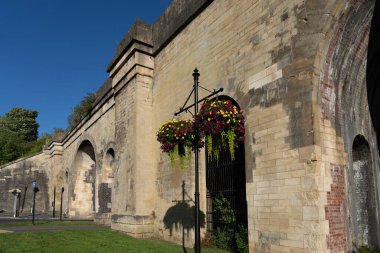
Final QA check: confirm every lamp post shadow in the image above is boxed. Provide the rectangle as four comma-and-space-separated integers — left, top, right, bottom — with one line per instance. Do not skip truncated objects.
163, 181, 205, 253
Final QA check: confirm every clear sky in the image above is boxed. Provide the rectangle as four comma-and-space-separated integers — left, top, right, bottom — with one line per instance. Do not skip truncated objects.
0, 0, 173, 136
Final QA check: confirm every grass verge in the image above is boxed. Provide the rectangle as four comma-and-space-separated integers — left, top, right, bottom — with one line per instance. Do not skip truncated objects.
0, 229, 227, 253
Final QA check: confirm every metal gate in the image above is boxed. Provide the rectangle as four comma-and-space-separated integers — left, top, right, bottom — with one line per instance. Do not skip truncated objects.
206, 141, 247, 231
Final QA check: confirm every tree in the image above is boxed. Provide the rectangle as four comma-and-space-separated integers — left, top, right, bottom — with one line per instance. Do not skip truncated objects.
0, 107, 39, 142
0, 129, 25, 165
0, 107, 40, 165
67, 93, 96, 130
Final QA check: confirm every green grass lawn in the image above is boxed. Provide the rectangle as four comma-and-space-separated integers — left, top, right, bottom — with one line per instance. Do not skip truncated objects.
0, 229, 228, 253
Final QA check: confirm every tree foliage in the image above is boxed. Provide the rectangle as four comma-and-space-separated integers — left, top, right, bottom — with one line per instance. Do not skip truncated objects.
67, 93, 96, 130
0, 107, 39, 142
0, 107, 40, 166
0, 92, 97, 166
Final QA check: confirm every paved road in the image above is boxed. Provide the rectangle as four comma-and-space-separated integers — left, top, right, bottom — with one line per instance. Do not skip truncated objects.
0, 212, 93, 223
0, 212, 105, 233
1, 225, 107, 232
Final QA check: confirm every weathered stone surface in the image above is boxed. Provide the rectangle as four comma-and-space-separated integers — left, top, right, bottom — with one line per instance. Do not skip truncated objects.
1, 0, 380, 252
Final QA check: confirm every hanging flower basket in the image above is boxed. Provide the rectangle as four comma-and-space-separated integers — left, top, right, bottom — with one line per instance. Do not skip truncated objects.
196, 99, 245, 160
157, 119, 195, 169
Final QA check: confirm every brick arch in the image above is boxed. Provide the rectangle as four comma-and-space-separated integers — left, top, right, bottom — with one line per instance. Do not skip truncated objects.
318, 0, 374, 131
316, 1, 380, 251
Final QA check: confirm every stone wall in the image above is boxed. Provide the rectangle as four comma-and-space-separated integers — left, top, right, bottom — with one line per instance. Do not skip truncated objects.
151, 0, 324, 251
0, 153, 50, 214
0, 0, 379, 252
60, 89, 116, 221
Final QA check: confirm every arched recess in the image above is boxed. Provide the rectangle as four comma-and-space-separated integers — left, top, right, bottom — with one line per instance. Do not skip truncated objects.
317, 1, 380, 251
97, 147, 115, 216
204, 96, 248, 245
348, 135, 379, 247
69, 140, 96, 218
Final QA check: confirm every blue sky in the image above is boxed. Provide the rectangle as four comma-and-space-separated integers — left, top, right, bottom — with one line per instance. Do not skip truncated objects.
0, 0, 172, 136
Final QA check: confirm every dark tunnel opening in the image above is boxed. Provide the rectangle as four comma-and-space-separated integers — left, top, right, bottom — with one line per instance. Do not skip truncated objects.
367, 1, 380, 151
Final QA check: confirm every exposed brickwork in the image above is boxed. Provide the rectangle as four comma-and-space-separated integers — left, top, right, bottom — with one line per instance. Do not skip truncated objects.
325, 165, 347, 251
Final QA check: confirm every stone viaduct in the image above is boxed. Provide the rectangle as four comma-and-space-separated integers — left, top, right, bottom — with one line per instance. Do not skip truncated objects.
1, 0, 380, 252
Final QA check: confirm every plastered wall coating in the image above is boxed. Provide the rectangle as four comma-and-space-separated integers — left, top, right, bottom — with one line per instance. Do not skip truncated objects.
0, 0, 379, 252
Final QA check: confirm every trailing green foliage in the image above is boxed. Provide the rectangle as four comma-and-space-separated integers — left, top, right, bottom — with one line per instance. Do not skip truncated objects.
212, 195, 249, 253
213, 196, 236, 224
235, 225, 249, 253
67, 92, 96, 130
196, 99, 245, 161
157, 119, 196, 170
213, 227, 233, 251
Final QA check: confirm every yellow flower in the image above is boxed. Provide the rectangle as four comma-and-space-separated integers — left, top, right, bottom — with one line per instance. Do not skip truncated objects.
208, 118, 211, 121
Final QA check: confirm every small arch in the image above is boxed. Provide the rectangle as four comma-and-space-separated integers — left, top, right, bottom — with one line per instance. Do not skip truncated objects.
349, 135, 378, 247
104, 148, 115, 172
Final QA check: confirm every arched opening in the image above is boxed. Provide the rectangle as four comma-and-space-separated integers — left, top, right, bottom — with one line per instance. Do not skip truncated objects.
348, 135, 379, 248
69, 140, 96, 218
205, 97, 248, 250
97, 148, 114, 216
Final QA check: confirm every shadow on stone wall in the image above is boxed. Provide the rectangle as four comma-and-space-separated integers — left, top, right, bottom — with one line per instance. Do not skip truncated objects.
163, 181, 205, 252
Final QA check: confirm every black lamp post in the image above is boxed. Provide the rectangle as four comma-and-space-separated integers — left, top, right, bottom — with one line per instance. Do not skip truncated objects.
175, 69, 223, 253
32, 180, 39, 225
193, 69, 201, 253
